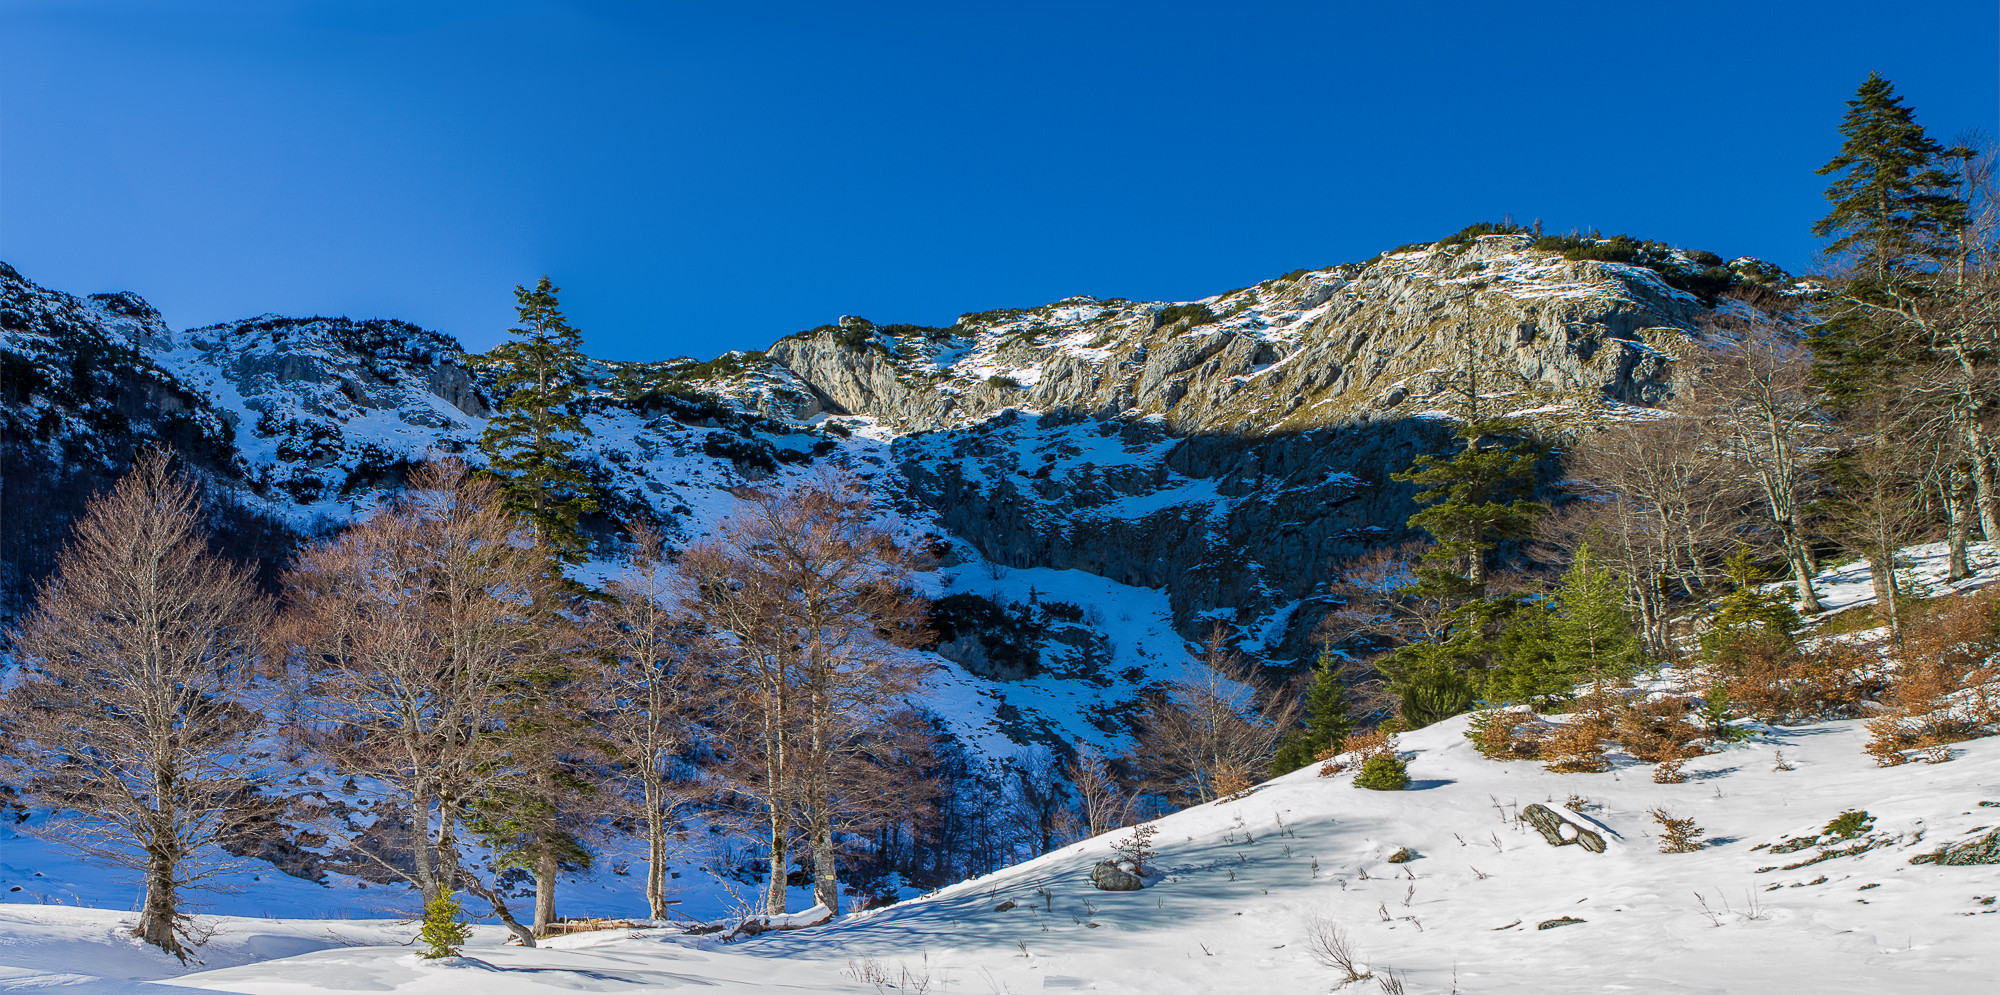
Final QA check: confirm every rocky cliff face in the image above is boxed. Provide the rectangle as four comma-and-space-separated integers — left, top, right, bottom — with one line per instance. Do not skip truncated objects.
700, 234, 1792, 655
747, 235, 1749, 436
2, 231, 1797, 674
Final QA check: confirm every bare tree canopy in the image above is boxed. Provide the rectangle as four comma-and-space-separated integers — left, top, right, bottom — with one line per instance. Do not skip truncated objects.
676, 473, 933, 916
584, 520, 711, 919
2, 450, 272, 961
278, 458, 550, 946
1128, 628, 1300, 805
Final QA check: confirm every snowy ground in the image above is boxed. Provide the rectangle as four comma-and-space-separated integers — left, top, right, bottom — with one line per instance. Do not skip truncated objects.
7, 546, 1999, 993
6, 712, 1997, 994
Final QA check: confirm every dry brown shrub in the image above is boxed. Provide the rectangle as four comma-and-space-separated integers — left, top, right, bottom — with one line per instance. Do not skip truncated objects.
1863, 589, 2000, 765
1319, 728, 1399, 777
1342, 728, 1395, 761
1651, 808, 1704, 852
1469, 708, 1549, 760
1542, 717, 1612, 773
1717, 634, 1875, 724
1614, 696, 1705, 763
1652, 758, 1689, 783
1213, 764, 1255, 801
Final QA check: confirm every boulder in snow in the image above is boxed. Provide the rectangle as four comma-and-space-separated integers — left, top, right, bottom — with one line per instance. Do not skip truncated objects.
1522, 803, 1606, 853
1090, 860, 1144, 891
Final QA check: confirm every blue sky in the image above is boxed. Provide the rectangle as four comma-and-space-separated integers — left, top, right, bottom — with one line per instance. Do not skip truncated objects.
4, 1, 1995, 360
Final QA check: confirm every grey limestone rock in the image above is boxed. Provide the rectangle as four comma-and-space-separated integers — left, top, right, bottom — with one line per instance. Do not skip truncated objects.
1522, 803, 1607, 853
1090, 860, 1144, 891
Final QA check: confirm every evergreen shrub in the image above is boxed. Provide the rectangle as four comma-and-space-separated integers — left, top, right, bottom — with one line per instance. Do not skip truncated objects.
1353, 754, 1410, 791
419, 893, 472, 959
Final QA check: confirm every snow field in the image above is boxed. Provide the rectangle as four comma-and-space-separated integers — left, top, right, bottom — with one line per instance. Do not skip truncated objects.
7, 713, 1996, 994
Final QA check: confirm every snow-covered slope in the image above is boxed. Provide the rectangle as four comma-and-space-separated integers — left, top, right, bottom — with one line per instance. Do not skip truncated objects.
7, 711, 1995, 994
7, 547, 1997, 994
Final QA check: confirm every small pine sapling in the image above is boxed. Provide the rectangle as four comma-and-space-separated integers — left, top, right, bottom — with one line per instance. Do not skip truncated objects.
1353, 754, 1411, 791
1651, 809, 1705, 853
419, 893, 473, 959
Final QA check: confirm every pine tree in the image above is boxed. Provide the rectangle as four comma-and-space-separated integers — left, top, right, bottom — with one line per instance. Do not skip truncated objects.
1700, 548, 1802, 658
479, 275, 598, 562
418, 893, 473, 959
1813, 74, 1966, 285
1392, 418, 1547, 596
1482, 598, 1567, 709
1269, 644, 1355, 775
1547, 542, 1642, 684
1811, 75, 1971, 403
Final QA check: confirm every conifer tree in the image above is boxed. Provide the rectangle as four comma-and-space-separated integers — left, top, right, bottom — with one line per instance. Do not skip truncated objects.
1700, 548, 1803, 658
1269, 644, 1355, 775
1391, 418, 1546, 596
476, 277, 602, 931
418, 893, 473, 959
1811, 75, 1972, 404
480, 275, 598, 562
1813, 74, 1966, 286
1547, 543, 1642, 683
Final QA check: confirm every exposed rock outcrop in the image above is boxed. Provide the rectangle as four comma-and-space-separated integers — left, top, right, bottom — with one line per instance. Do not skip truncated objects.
1522, 803, 1608, 853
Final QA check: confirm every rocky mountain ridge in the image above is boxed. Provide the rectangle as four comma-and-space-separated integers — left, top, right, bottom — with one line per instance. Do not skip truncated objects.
1, 232, 1801, 679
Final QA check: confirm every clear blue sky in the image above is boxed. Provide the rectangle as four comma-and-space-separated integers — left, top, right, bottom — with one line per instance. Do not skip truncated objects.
4, 1, 1995, 360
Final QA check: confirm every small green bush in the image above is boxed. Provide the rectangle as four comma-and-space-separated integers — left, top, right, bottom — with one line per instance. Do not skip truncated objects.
1353, 754, 1411, 791
418, 893, 472, 959
986, 374, 1021, 390
1436, 221, 1528, 247
1824, 810, 1874, 840
1155, 302, 1219, 328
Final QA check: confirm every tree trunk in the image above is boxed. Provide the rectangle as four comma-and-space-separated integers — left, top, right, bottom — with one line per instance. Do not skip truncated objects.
644, 777, 670, 919
812, 818, 839, 915
1969, 425, 2000, 541
1866, 548, 1895, 629
1945, 465, 1972, 581
136, 841, 187, 962
460, 872, 538, 947
764, 812, 789, 916
411, 788, 440, 905
533, 849, 558, 936
1786, 541, 1823, 614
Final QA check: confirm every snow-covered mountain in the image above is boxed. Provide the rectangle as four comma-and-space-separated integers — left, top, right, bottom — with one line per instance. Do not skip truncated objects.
1, 232, 1800, 661
12, 240, 2000, 995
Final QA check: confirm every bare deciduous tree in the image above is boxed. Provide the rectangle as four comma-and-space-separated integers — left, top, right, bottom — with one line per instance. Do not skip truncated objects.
1128, 629, 1301, 805
278, 459, 547, 946
1681, 316, 1830, 613
1560, 413, 1742, 654
1818, 404, 1932, 638
1001, 745, 1073, 856
585, 521, 709, 920
1066, 740, 1132, 839
677, 474, 932, 915
1, 452, 272, 961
